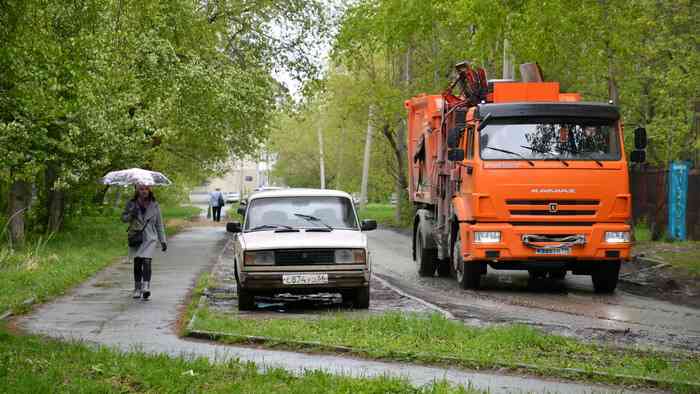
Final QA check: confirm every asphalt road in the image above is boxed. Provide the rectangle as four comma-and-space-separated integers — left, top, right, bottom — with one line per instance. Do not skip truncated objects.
367, 228, 700, 352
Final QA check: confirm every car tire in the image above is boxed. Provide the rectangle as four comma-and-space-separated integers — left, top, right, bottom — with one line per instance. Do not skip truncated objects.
237, 286, 256, 311
454, 235, 481, 289
592, 261, 620, 294
353, 285, 370, 309
416, 232, 437, 277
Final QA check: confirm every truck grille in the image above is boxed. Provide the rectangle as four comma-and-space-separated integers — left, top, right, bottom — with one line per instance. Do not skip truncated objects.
507, 199, 599, 217
275, 249, 335, 265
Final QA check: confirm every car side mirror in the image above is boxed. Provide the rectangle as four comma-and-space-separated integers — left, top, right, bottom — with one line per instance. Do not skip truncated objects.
237, 206, 246, 216
630, 150, 646, 163
447, 148, 465, 161
226, 222, 241, 233
634, 127, 647, 150
360, 219, 377, 231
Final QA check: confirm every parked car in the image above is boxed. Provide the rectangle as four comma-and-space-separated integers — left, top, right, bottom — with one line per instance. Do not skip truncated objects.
226, 188, 377, 310
224, 191, 241, 203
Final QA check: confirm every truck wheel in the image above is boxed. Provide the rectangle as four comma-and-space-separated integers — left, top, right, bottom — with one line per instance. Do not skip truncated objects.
592, 261, 621, 294
416, 233, 437, 277
352, 285, 370, 309
237, 286, 256, 311
454, 236, 481, 289
550, 270, 567, 280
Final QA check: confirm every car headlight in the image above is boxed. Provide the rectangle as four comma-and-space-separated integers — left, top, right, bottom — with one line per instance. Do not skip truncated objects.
474, 231, 501, 243
604, 231, 630, 243
335, 249, 366, 264
244, 251, 275, 265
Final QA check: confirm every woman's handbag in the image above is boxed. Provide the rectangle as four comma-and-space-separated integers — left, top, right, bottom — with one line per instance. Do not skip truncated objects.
127, 217, 151, 248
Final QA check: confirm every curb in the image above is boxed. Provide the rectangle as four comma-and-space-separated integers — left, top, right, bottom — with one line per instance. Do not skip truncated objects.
184, 327, 698, 391
185, 291, 697, 391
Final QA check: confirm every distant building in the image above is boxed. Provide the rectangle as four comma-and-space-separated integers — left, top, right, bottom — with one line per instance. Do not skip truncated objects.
197, 152, 280, 196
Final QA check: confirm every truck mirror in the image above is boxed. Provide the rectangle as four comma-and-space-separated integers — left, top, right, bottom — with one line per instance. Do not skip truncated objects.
447, 127, 461, 148
634, 127, 647, 150
630, 150, 646, 163
448, 148, 465, 161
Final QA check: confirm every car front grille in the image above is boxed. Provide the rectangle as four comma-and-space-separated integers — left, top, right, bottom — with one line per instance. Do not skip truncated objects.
275, 249, 335, 265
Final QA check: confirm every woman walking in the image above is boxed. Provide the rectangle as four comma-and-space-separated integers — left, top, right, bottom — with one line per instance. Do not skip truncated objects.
122, 184, 167, 300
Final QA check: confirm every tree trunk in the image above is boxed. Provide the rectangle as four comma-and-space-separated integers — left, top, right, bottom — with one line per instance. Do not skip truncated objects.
317, 123, 325, 189
394, 120, 408, 223
8, 180, 31, 249
46, 164, 66, 233
359, 105, 374, 210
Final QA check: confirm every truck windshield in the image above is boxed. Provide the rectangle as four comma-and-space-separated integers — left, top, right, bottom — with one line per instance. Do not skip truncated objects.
479, 118, 620, 161
244, 196, 359, 231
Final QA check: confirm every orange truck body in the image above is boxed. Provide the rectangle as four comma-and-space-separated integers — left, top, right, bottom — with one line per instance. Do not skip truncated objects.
405, 72, 632, 292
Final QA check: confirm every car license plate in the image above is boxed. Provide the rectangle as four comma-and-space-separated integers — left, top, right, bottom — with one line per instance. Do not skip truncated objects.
535, 247, 571, 255
282, 273, 328, 285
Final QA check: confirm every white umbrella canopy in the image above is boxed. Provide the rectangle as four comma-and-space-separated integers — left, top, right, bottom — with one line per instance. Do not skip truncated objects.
101, 168, 172, 186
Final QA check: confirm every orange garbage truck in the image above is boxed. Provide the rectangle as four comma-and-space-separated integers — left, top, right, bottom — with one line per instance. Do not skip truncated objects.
405, 62, 647, 293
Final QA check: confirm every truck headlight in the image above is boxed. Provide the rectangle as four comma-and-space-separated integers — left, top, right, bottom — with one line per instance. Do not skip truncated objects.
604, 232, 630, 243
335, 249, 366, 264
244, 251, 275, 265
474, 231, 501, 243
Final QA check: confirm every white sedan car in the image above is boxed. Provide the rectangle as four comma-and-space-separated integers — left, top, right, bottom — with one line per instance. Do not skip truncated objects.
226, 188, 376, 310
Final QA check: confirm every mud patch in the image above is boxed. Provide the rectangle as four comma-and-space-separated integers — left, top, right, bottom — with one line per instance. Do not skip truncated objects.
621, 255, 700, 308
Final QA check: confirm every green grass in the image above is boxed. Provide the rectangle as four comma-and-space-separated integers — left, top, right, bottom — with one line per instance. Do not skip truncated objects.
0, 323, 477, 394
633, 220, 652, 242
190, 309, 700, 391
0, 205, 201, 314
359, 203, 399, 227
634, 240, 700, 277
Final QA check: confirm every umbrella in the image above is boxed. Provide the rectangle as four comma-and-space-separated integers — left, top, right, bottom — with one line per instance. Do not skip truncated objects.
101, 168, 172, 186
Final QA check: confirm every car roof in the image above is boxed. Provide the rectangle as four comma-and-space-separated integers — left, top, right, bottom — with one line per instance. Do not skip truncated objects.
248, 188, 353, 201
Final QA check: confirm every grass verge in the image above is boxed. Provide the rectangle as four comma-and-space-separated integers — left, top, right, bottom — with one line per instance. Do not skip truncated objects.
0, 323, 476, 394
634, 241, 700, 277
188, 308, 700, 392
359, 203, 400, 227
0, 205, 201, 315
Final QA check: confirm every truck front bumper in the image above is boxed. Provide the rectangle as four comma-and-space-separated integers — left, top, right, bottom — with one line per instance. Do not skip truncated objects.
464, 223, 631, 262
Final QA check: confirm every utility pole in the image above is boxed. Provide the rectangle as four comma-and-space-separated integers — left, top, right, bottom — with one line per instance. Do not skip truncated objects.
317, 124, 325, 189
360, 105, 374, 209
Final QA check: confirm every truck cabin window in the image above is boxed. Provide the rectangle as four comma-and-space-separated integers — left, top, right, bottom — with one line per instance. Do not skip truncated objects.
479, 118, 620, 161
244, 196, 359, 231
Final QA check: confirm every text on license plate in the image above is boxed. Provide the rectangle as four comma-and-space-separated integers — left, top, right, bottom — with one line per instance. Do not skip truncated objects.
535, 247, 571, 255
282, 273, 329, 285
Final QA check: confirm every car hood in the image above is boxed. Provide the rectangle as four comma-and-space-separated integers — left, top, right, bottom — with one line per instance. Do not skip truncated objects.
240, 229, 367, 250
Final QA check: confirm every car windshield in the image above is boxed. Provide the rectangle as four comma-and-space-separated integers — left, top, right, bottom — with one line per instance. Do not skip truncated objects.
244, 196, 359, 231
479, 118, 620, 161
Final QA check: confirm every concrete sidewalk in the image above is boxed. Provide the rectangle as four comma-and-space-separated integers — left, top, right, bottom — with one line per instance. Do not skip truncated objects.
18, 226, 649, 394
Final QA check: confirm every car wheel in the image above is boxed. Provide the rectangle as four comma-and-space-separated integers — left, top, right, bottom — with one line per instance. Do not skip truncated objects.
592, 261, 620, 294
352, 285, 370, 309
237, 286, 256, 311
416, 232, 436, 277
454, 235, 481, 289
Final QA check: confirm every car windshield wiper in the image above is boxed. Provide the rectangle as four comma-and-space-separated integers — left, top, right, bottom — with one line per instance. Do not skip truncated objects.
484, 146, 534, 166
249, 224, 297, 232
294, 213, 333, 231
519, 145, 569, 167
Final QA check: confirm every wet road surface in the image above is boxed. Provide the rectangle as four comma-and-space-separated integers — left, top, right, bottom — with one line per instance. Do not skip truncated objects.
17, 226, 651, 393
368, 229, 700, 352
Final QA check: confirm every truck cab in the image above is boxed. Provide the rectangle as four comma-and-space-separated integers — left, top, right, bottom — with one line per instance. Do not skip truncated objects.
406, 72, 647, 293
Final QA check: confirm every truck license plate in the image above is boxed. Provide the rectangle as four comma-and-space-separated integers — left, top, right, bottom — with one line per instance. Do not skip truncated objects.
535, 247, 571, 255
282, 273, 328, 285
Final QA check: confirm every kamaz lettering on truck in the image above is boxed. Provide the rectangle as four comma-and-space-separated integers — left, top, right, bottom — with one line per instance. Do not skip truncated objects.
406, 62, 648, 293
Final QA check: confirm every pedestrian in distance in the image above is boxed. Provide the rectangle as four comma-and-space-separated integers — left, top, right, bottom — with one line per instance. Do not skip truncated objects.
209, 187, 225, 222
122, 184, 167, 300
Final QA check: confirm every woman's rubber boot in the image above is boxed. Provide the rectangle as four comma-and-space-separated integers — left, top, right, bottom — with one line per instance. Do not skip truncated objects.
142, 281, 151, 300
133, 282, 142, 299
